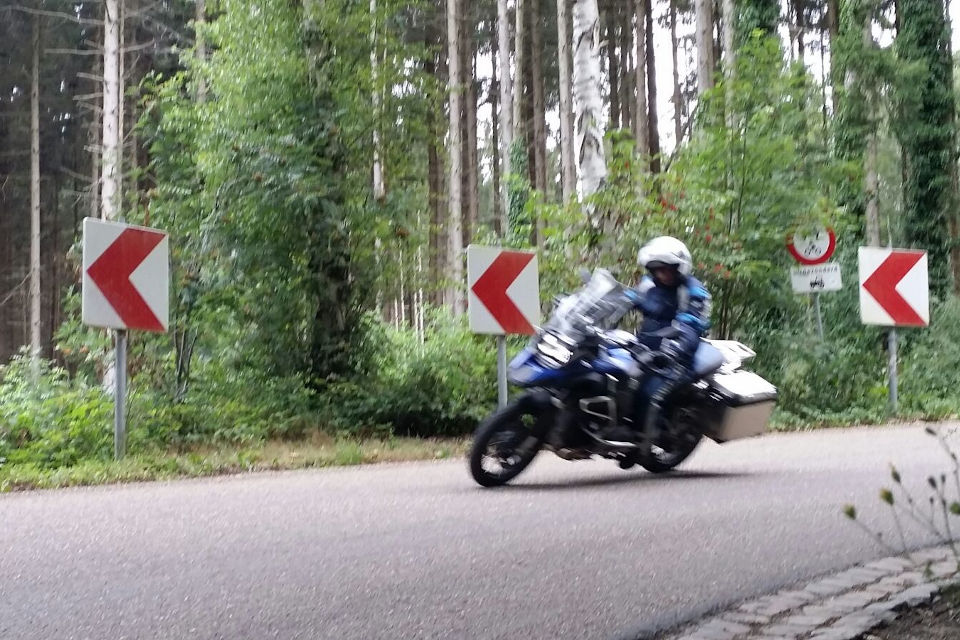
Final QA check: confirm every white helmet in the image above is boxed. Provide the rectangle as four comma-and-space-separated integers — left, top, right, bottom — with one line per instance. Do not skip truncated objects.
638, 236, 693, 276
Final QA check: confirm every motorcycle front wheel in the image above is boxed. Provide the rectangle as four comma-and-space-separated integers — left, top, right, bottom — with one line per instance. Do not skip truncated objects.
640, 406, 703, 473
469, 400, 544, 487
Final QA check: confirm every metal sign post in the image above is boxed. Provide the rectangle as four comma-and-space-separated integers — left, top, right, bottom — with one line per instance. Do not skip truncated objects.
812, 292, 824, 341
114, 329, 127, 459
497, 336, 508, 408
888, 328, 898, 414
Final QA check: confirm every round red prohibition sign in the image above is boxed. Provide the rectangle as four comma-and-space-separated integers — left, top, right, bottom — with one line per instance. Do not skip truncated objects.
787, 226, 837, 265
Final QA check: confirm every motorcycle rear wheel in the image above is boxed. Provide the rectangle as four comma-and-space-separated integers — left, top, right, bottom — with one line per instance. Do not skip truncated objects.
469, 402, 543, 487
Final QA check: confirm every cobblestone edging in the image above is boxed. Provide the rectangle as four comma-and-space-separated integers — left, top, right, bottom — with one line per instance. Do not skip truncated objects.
663, 546, 960, 640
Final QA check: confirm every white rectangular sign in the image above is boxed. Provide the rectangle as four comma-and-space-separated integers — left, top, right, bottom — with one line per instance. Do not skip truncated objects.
858, 247, 929, 327
82, 218, 169, 332
467, 245, 539, 335
790, 263, 842, 294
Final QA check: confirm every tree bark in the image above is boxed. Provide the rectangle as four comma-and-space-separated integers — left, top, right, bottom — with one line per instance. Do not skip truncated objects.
633, 0, 650, 161
30, 15, 41, 366
491, 36, 503, 233
513, 0, 526, 143
425, 20, 444, 306
619, 4, 632, 133
645, 1, 661, 173
462, 14, 478, 249
101, 0, 122, 220
670, 0, 682, 144
606, 5, 620, 130
531, 0, 547, 197
572, 0, 608, 209
446, 0, 464, 313
695, 0, 715, 95
496, 0, 512, 233
557, 0, 577, 202
371, 0, 385, 202
865, 131, 881, 246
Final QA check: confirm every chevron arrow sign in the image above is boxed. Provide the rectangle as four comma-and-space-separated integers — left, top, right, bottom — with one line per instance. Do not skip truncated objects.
467, 245, 539, 335
858, 247, 929, 327
82, 218, 169, 332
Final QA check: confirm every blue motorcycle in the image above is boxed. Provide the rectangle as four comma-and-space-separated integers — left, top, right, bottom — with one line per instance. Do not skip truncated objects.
469, 269, 778, 487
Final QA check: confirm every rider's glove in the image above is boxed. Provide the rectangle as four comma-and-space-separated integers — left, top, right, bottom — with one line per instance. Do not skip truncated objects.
656, 339, 682, 366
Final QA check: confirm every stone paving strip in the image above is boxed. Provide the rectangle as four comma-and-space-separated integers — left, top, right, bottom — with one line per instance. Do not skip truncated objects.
661, 546, 960, 640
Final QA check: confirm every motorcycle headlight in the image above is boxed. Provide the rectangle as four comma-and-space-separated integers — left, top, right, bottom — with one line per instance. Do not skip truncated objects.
536, 333, 573, 365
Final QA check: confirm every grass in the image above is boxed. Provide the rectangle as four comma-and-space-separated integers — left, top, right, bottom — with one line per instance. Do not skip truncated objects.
0, 433, 470, 492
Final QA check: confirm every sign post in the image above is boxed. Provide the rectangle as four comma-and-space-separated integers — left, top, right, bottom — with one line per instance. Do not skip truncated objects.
858, 247, 929, 413
82, 218, 169, 459
787, 226, 839, 340
467, 245, 539, 408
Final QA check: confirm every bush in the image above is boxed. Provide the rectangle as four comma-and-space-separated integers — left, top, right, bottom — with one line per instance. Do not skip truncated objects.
319, 310, 502, 438
0, 354, 113, 468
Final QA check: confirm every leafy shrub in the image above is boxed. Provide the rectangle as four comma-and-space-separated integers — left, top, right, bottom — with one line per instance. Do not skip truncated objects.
320, 310, 502, 438
0, 354, 113, 468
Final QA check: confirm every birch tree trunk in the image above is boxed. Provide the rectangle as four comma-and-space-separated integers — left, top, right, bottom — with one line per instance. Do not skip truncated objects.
695, 0, 715, 95
371, 0, 385, 202
496, 0, 512, 233
557, 0, 577, 202
633, 0, 650, 161
446, 0, 464, 313
30, 15, 41, 365
572, 0, 608, 207
101, 0, 122, 220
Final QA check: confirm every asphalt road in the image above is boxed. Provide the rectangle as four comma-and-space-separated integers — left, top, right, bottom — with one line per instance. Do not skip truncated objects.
1, 425, 955, 640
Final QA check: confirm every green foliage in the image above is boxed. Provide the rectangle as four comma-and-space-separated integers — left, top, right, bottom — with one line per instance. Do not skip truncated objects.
900, 297, 960, 417
0, 354, 113, 469
320, 310, 501, 438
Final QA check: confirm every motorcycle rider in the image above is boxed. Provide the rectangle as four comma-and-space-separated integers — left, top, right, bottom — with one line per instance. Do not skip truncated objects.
603, 236, 712, 445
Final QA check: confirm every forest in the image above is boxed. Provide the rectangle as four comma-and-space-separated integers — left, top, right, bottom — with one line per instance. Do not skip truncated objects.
2, 0, 960, 476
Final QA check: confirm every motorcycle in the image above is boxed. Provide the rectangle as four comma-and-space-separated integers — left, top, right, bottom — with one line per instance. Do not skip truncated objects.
469, 268, 778, 487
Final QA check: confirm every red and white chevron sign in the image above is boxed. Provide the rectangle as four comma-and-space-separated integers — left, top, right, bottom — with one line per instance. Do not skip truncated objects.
858, 247, 929, 327
82, 218, 169, 332
467, 245, 539, 335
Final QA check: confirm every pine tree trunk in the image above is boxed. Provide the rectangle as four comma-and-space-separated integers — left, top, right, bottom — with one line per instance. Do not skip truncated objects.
425, 21, 445, 306
102, 0, 122, 220
557, 0, 577, 202
645, 2, 661, 173
496, 0, 512, 233
619, 5, 632, 133
695, 0, 715, 95
670, 0, 682, 144
513, 0, 526, 143
491, 37, 503, 233
30, 15, 41, 366
446, 0, 464, 312
606, 6, 620, 130
865, 131, 880, 246
531, 0, 547, 197
572, 0, 608, 208
633, 0, 650, 161
464, 29, 478, 250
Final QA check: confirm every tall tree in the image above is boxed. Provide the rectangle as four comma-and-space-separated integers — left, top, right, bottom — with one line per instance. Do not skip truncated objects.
645, 0, 661, 172
447, 0, 464, 311
30, 15, 41, 367
633, 0, 650, 161
530, 0, 547, 198
896, 0, 956, 294
671, 0, 682, 141
606, 4, 620, 129
694, 0, 715, 94
557, 0, 577, 202
102, 0, 122, 220
572, 0, 608, 212
496, 0, 512, 230
371, 0, 385, 202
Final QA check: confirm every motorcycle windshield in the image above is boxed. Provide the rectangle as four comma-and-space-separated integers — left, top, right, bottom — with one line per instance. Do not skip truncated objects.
545, 269, 633, 342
